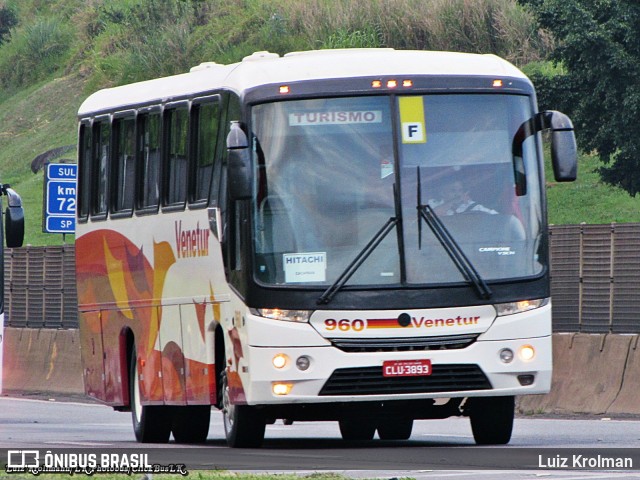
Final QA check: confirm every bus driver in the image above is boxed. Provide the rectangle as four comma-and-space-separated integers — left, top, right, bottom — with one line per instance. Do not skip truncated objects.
428, 179, 498, 216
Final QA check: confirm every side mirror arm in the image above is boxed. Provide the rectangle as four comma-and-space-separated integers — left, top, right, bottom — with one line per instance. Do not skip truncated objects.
512, 111, 578, 194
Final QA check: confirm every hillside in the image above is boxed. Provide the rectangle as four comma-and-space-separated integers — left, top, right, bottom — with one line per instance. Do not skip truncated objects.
0, 0, 637, 245
0, 74, 84, 245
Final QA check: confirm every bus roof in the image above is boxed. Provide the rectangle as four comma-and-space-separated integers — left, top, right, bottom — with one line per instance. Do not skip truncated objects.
78, 49, 529, 117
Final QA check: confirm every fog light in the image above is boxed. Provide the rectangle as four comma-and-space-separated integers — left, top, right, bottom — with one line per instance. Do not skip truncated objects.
272, 353, 288, 369
519, 345, 535, 362
499, 348, 514, 363
296, 355, 311, 371
272, 382, 293, 395
518, 374, 535, 386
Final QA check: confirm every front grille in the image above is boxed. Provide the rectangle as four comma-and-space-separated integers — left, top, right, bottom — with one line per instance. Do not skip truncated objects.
329, 334, 479, 352
319, 364, 491, 396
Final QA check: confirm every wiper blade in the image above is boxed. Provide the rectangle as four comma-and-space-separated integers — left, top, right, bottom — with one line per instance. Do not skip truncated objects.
416, 167, 492, 300
317, 216, 398, 305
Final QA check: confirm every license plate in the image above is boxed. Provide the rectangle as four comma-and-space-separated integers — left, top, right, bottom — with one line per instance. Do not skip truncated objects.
382, 359, 432, 377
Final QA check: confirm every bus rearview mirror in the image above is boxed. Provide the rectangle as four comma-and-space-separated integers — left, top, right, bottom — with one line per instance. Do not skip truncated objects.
2, 186, 24, 248
512, 111, 577, 192
547, 111, 578, 182
227, 122, 252, 200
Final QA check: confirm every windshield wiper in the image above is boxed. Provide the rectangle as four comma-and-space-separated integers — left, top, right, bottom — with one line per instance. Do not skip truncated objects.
317, 216, 398, 305
416, 167, 492, 300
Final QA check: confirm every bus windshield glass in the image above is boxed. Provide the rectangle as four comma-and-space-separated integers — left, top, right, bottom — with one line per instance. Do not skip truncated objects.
251, 93, 542, 287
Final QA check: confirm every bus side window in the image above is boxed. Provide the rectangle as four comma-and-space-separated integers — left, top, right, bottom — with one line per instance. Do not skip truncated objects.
77, 122, 92, 222
190, 98, 220, 206
112, 116, 136, 215
163, 105, 189, 208
91, 119, 110, 219
136, 111, 161, 211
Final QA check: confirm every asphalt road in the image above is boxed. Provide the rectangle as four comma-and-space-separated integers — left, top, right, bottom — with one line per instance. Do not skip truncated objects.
2, 395, 640, 478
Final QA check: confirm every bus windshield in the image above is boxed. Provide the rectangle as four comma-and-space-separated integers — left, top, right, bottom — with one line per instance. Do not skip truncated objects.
251, 94, 542, 288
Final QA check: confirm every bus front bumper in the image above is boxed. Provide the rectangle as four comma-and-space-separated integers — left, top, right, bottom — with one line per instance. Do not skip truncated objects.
240, 334, 551, 405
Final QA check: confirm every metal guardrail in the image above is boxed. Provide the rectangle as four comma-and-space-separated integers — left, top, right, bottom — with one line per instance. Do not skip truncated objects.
4, 224, 640, 332
4, 245, 77, 328
550, 223, 640, 333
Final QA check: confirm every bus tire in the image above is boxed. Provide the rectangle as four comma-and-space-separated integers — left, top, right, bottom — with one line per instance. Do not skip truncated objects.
221, 371, 265, 448
172, 405, 211, 444
377, 419, 413, 440
469, 396, 514, 445
339, 419, 376, 441
130, 348, 172, 443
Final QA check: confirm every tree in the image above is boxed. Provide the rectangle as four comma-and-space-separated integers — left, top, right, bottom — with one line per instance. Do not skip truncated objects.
522, 0, 640, 195
0, 3, 17, 45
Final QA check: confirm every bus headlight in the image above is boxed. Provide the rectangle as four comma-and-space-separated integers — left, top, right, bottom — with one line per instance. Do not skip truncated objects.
255, 309, 311, 323
519, 345, 536, 362
495, 298, 549, 316
272, 353, 289, 369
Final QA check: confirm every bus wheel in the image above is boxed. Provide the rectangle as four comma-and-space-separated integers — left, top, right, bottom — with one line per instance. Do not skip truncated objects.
339, 419, 376, 441
130, 348, 172, 443
172, 406, 211, 443
221, 371, 265, 448
377, 419, 413, 440
468, 396, 514, 445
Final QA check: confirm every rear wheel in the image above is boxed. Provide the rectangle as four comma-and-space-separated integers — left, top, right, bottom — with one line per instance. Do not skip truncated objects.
172, 405, 211, 443
469, 396, 515, 445
339, 419, 376, 441
130, 348, 172, 443
221, 371, 265, 448
377, 418, 413, 440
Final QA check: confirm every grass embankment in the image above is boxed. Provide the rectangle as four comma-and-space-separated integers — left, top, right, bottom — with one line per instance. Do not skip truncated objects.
546, 153, 640, 225
0, 74, 82, 246
0, 473, 355, 480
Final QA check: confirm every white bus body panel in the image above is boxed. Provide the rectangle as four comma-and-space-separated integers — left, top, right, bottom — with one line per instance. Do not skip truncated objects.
230, 299, 552, 405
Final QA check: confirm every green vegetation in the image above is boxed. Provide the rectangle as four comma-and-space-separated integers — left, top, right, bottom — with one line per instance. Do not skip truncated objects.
0, 473, 361, 480
0, 0, 636, 245
546, 153, 640, 225
522, 0, 640, 196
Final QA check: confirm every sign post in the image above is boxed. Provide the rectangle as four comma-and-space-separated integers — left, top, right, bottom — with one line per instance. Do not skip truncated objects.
43, 163, 77, 239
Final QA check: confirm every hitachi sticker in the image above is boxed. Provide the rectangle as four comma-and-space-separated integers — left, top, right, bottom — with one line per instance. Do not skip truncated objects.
283, 252, 327, 283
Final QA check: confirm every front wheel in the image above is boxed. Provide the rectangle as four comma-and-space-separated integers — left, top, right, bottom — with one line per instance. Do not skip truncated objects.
468, 396, 514, 445
130, 348, 172, 443
221, 372, 265, 448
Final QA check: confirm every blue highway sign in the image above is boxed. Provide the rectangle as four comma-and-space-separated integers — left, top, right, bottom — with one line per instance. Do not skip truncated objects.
43, 163, 77, 234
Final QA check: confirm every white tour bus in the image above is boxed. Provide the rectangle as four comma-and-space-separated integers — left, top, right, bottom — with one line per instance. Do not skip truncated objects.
75, 49, 577, 447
